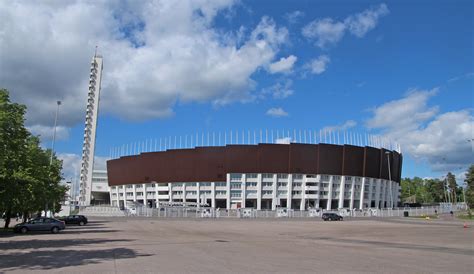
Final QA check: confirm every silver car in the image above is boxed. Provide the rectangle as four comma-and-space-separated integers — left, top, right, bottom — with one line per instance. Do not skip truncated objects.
14, 217, 66, 234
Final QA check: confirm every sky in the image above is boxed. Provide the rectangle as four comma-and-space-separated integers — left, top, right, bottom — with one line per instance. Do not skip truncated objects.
0, 0, 473, 184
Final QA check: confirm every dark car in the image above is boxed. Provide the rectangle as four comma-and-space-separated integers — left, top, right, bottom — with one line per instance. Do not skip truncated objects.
322, 213, 343, 221
59, 215, 88, 226
14, 217, 66, 234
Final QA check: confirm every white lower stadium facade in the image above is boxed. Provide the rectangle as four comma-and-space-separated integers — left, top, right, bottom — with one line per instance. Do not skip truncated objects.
110, 173, 400, 210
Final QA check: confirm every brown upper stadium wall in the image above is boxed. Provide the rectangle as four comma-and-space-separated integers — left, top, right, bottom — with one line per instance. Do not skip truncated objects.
107, 143, 402, 186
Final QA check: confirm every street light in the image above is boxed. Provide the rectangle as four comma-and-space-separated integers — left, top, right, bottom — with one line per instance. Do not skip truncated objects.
50, 100, 61, 165
385, 151, 393, 208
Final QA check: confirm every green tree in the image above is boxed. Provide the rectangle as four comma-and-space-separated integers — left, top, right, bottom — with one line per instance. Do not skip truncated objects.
0, 89, 30, 228
0, 89, 67, 228
446, 172, 457, 203
465, 165, 474, 208
425, 178, 445, 203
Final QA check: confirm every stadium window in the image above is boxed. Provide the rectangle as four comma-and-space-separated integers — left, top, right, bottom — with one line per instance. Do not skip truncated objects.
246, 173, 257, 178
277, 174, 288, 179
230, 174, 242, 180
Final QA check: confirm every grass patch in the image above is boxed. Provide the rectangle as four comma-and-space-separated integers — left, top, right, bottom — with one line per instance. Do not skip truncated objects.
457, 214, 474, 220
0, 227, 14, 235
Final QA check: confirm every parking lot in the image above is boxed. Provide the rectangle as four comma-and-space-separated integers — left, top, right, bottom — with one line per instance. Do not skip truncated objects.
1, 217, 473, 273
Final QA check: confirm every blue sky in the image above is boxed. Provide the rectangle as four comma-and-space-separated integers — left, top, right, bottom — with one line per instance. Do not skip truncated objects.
1, 0, 472, 182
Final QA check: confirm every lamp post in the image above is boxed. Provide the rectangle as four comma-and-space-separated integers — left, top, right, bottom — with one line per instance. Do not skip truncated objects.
50, 100, 61, 165
385, 151, 393, 208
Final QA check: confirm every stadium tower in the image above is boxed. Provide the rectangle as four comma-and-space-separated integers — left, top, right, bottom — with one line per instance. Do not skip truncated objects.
79, 52, 103, 206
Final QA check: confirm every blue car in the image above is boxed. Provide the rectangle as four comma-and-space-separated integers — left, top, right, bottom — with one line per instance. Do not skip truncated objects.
14, 217, 66, 234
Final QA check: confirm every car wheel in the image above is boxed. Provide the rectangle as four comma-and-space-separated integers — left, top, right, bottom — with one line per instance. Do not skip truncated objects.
51, 226, 59, 234
79, 221, 85, 226
20, 227, 28, 234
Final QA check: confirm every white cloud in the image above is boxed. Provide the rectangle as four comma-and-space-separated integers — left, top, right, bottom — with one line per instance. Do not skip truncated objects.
366, 89, 439, 131
268, 55, 297, 74
447, 72, 474, 83
302, 18, 346, 48
28, 125, 70, 142
266, 107, 289, 117
322, 120, 357, 132
0, 1, 288, 137
302, 3, 389, 48
366, 89, 474, 172
344, 3, 389, 37
260, 80, 294, 99
275, 137, 292, 144
58, 153, 109, 181
285, 10, 304, 24
306, 55, 330, 74
58, 153, 81, 181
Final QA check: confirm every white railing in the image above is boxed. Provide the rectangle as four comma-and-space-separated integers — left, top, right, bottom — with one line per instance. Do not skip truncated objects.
88, 203, 468, 219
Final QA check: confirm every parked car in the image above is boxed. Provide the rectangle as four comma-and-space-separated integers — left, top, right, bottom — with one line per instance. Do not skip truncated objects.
322, 213, 343, 221
58, 215, 88, 226
14, 217, 66, 234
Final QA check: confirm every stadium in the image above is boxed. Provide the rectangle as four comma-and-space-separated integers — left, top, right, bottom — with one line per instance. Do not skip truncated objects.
106, 136, 402, 211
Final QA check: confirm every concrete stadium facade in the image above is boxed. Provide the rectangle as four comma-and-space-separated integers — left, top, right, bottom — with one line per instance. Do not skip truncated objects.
107, 143, 402, 210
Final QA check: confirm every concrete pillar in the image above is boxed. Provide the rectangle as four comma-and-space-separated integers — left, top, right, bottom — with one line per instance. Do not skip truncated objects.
211, 182, 216, 208
359, 177, 366, 209
349, 177, 355, 209
122, 186, 126, 207
115, 187, 119, 207
257, 173, 262, 210
316, 175, 321, 209
168, 183, 173, 203
380, 181, 386, 208
181, 183, 185, 204
196, 182, 200, 208
154, 183, 159, 208
338, 176, 345, 209
226, 174, 231, 210
271, 174, 277, 210
300, 175, 307, 210
367, 179, 373, 208
287, 174, 293, 209
132, 184, 137, 202
387, 180, 391, 208
241, 174, 246, 208
375, 179, 381, 209
327, 176, 333, 210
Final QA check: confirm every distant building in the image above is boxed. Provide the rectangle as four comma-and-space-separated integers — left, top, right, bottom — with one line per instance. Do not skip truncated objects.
91, 170, 110, 205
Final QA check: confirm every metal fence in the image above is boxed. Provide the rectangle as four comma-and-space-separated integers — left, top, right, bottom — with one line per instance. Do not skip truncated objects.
122, 203, 468, 219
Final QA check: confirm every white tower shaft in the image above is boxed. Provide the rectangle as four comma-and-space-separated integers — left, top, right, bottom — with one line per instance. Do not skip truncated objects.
79, 55, 103, 206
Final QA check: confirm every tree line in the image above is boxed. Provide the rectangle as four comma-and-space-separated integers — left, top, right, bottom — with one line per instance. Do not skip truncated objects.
0, 89, 67, 228
400, 166, 474, 208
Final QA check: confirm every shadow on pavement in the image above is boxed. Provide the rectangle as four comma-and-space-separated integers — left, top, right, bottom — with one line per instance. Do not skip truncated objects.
0, 238, 133, 250
0, 247, 152, 270
61, 229, 121, 235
